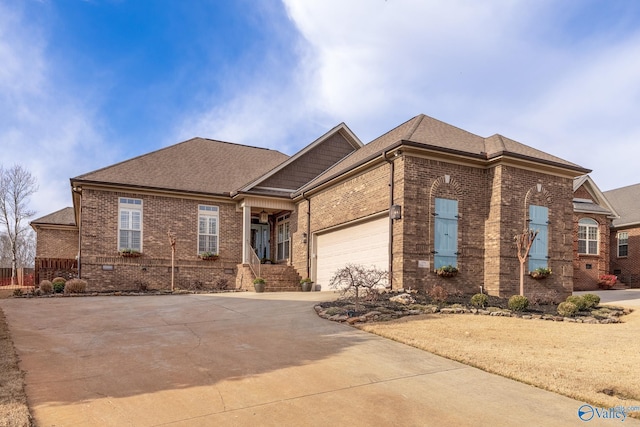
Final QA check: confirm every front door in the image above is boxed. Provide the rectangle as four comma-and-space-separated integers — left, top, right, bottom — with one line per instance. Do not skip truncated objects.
251, 224, 270, 261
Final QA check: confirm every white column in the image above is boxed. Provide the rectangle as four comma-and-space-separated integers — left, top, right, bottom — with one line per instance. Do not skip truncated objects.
242, 205, 252, 263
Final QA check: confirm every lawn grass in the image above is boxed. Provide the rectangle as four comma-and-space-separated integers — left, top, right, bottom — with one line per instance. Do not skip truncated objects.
359, 307, 640, 417
0, 305, 32, 427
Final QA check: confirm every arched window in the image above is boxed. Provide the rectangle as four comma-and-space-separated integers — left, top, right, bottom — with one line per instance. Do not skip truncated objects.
578, 218, 598, 255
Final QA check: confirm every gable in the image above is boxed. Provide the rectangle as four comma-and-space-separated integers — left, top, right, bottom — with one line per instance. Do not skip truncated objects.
572, 175, 618, 218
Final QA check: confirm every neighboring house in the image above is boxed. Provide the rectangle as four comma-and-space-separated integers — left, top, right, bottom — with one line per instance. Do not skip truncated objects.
604, 183, 640, 288
32, 114, 590, 298
572, 175, 619, 290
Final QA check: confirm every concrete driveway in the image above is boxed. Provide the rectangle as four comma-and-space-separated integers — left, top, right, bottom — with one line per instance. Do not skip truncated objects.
2, 292, 637, 426
575, 288, 640, 308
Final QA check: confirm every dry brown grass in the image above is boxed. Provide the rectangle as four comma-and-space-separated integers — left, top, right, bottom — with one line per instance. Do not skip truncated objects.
0, 307, 32, 427
360, 308, 640, 417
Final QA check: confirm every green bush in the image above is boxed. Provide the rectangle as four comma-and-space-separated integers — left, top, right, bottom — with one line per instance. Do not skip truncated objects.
565, 295, 587, 311
52, 277, 66, 284
39, 280, 53, 294
53, 281, 65, 294
470, 293, 489, 308
508, 295, 529, 312
557, 301, 578, 317
582, 293, 601, 309
64, 278, 87, 294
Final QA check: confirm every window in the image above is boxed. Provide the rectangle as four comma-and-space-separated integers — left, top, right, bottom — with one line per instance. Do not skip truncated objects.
578, 218, 598, 255
198, 205, 219, 254
434, 198, 458, 269
528, 205, 549, 271
119, 198, 142, 251
276, 214, 290, 261
618, 232, 628, 257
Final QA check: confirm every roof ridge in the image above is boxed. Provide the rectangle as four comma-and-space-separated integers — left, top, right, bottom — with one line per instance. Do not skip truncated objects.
73, 137, 284, 180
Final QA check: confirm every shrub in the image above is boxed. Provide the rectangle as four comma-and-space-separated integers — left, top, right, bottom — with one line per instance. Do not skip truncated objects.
558, 301, 578, 317
565, 295, 587, 311
470, 293, 489, 308
582, 293, 601, 309
508, 295, 529, 312
39, 280, 53, 294
52, 277, 66, 285
12, 289, 23, 297
53, 281, 65, 294
64, 278, 87, 294
428, 285, 449, 303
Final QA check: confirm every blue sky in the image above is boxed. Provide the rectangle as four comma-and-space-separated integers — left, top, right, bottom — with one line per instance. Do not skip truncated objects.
2, 0, 640, 217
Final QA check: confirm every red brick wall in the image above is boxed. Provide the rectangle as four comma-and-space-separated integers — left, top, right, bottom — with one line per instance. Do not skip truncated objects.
573, 212, 611, 291
610, 225, 640, 288
34, 227, 78, 259
78, 188, 241, 291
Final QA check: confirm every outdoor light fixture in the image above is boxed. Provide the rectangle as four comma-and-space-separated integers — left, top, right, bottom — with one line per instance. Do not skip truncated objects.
302, 232, 308, 244
259, 210, 269, 224
390, 204, 402, 220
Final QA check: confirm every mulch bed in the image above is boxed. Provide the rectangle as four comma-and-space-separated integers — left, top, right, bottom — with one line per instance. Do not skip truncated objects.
315, 290, 632, 325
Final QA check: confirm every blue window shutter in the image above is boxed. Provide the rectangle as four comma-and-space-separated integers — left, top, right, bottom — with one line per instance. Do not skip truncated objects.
434, 198, 458, 269
528, 205, 548, 271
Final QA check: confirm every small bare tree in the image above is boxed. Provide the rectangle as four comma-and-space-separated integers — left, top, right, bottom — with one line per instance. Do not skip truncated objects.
515, 228, 538, 296
329, 264, 388, 312
0, 165, 38, 285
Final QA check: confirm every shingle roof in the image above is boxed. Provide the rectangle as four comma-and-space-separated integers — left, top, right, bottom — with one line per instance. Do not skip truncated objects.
72, 138, 289, 195
297, 114, 589, 195
573, 200, 612, 215
604, 183, 640, 227
31, 207, 76, 226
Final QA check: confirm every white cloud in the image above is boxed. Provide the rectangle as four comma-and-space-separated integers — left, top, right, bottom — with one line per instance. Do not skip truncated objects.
0, 2, 117, 219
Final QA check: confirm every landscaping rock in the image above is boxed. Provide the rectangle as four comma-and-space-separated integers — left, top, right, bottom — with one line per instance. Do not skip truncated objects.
389, 294, 415, 305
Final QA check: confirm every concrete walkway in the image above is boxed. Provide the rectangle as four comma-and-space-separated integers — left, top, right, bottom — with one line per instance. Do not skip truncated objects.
575, 288, 640, 308
2, 292, 637, 426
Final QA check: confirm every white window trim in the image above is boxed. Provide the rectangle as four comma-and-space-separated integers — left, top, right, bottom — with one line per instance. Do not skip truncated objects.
578, 218, 598, 255
118, 198, 143, 252
276, 213, 290, 261
617, 231, 629, 258
198, 205, 219, 255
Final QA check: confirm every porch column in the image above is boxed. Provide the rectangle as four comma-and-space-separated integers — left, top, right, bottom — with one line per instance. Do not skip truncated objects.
242, 205, 252, 263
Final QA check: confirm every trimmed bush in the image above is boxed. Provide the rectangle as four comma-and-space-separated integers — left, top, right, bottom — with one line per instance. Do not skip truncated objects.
558, 301, 578, 317
470, 293, 489, 308
64, 278, 87, 294
582, 293, 601, 309
508, 295, 529, 312
53, 281, 65, 294
565, 295, 587, 311
39, 280, 53, 294
51, 277, 66, 284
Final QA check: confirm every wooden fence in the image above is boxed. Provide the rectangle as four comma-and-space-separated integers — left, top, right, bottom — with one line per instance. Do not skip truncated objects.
34, 258, 78, 285
0, 267, 35, 288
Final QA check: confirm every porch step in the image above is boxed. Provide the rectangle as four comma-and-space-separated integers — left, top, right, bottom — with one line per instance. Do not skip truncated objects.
259, 264, 302, 292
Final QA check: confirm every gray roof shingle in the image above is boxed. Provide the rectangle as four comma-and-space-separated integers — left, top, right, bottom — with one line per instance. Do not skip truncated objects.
297, 114, 589, 195
604, 183, 640, 227
72, 138, 289, 195
31, 207, 76, 226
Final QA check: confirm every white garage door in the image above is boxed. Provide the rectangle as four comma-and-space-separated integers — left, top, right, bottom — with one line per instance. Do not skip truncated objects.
315, 217, 389, 289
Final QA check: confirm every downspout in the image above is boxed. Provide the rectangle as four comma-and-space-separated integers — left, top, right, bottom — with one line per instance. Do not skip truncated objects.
383, 150, 395, 289
302, 192, 311, 279
73, 186, 82, 279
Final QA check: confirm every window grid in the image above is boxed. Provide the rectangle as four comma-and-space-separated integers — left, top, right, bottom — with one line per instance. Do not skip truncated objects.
618, 232, 629, 257
277, 214, 290, 260
578, 218, 598, 255
118, 198, 142, 251
198, 205, 219, 254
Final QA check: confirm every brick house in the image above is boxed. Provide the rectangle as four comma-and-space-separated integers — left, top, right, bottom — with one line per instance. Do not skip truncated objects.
604, 183, 640, 288
572, 175, 618, 290
32, 114, 590, 298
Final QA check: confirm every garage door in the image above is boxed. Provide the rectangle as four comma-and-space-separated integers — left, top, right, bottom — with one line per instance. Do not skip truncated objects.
315, 217, 389, 289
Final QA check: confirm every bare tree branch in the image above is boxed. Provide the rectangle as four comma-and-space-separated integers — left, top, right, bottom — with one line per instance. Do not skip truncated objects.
0, 164, 38, 284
